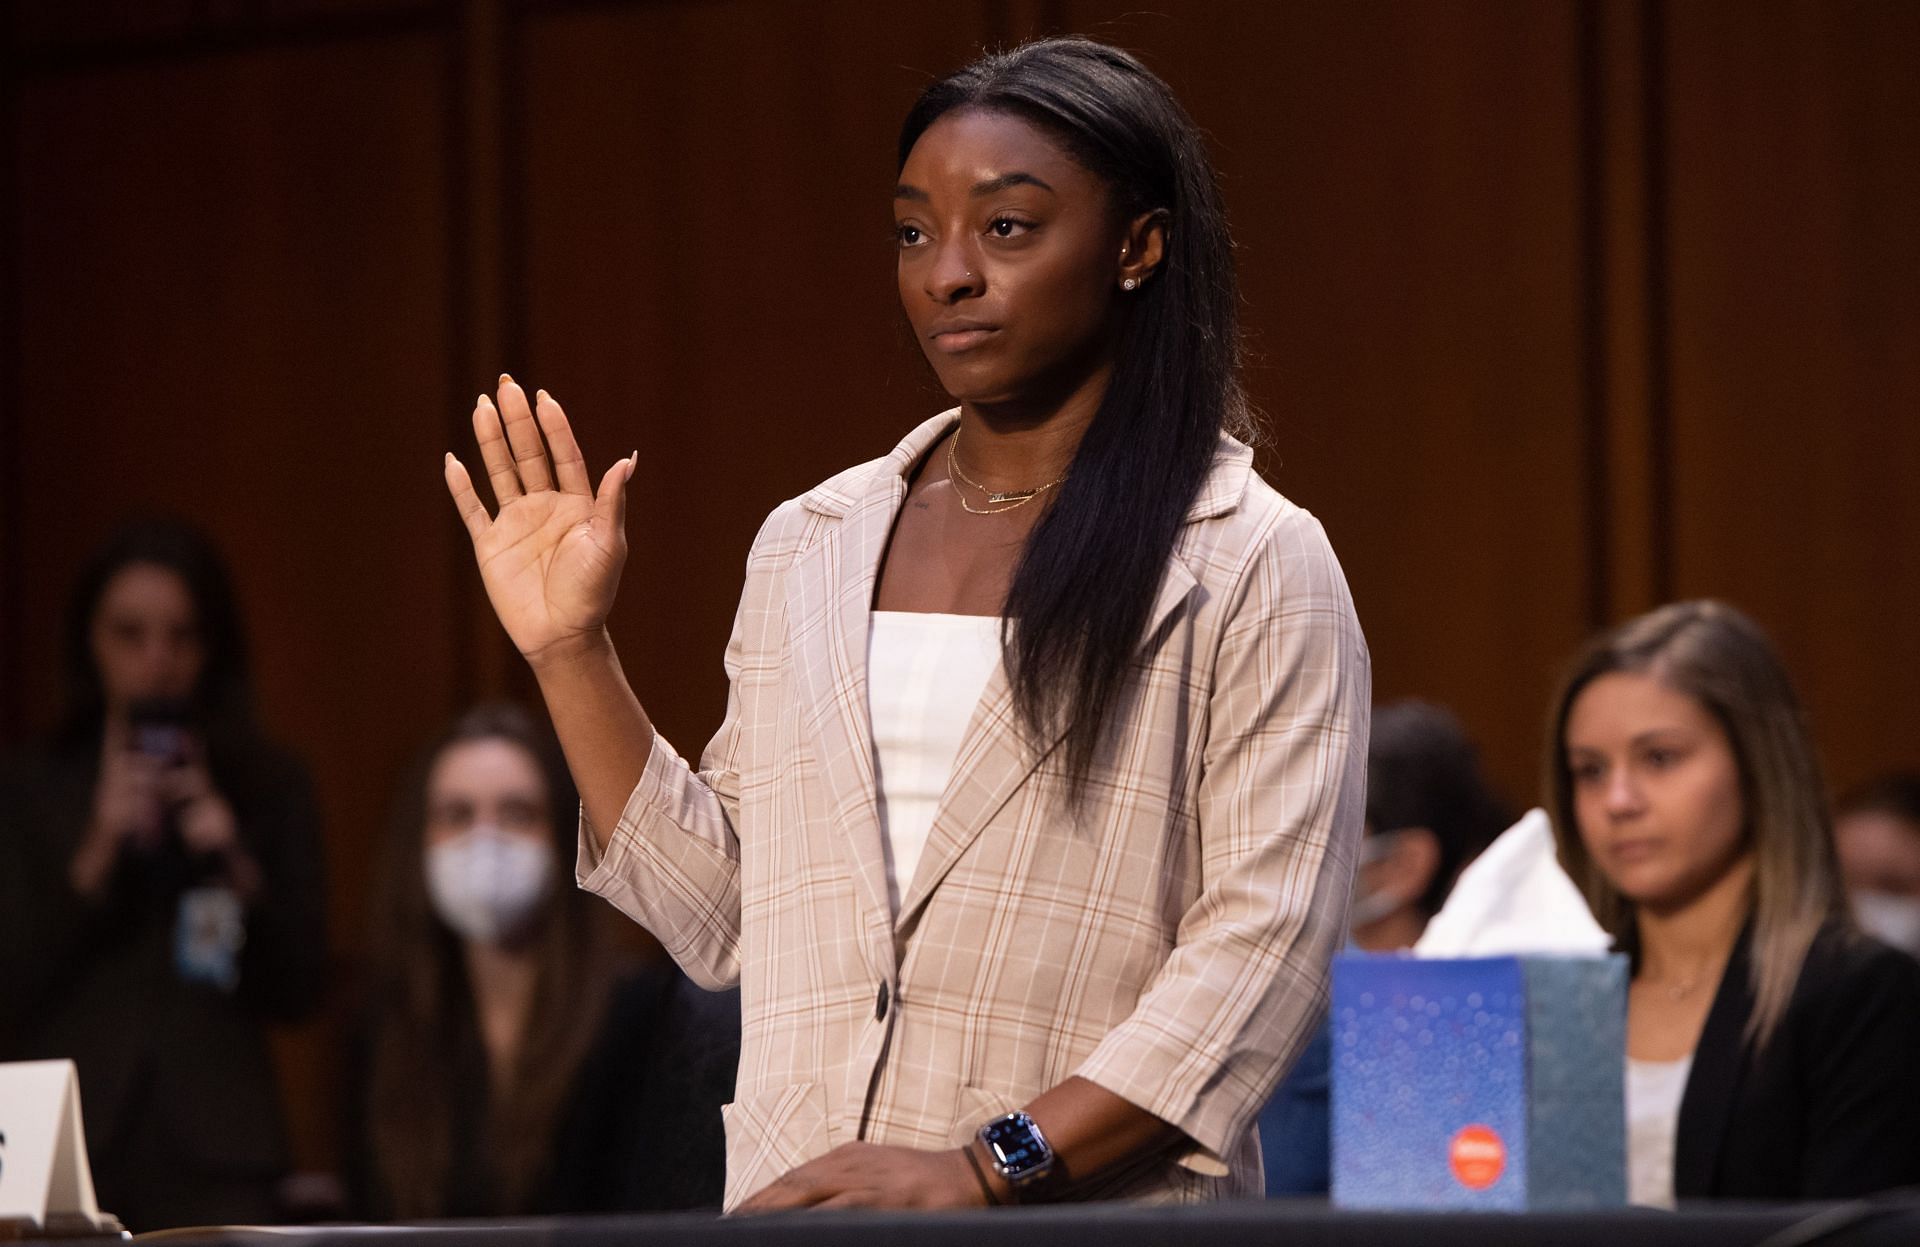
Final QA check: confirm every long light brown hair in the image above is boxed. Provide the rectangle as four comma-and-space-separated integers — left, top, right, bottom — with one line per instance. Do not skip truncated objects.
1543, 601, 1850, 1048
363, 703, 618, 1216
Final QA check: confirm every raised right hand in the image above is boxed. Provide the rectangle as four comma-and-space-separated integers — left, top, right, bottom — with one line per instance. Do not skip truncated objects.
443, 376, 636, 664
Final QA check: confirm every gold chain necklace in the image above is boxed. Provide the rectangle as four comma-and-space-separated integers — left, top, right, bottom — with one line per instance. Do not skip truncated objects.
945, 428, 1068, 515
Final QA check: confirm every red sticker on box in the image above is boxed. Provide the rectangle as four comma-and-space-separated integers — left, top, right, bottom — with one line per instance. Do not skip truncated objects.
1449, 1124, 1506, 1189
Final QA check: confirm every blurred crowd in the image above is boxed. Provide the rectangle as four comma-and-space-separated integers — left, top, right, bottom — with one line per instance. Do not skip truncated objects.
2, 521, 1915, 1230
0, 521, 738, 1229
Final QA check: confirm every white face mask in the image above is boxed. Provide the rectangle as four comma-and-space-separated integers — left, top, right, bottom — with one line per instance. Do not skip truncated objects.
1347, 830, 1409, 934
426, 824, 555, 945
1853, 891, 1920, 959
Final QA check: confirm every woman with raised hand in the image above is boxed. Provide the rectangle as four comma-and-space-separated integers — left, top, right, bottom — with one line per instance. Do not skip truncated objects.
443, 37, 1368, 1210
1547, 600, 1920, 1206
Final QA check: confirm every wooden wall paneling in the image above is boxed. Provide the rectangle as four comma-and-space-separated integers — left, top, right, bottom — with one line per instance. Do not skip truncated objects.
451, 0, 519, 706
1662, 1, 1920, 791
7, 0, 1914, 1192
6, 0, 450, 63
10, 27, 462, 1167
1587, 0, 1668, 624
517, 0, 1004, 755
1044, 1, 1595, 805
1, 16, 20, 743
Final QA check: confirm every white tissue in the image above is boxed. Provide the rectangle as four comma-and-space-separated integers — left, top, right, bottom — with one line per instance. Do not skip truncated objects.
1413, 808, 1612, 957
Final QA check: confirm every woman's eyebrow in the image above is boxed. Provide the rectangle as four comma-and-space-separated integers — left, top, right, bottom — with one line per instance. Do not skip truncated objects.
892, 172, 1058, 202
972, 171, 1055, 195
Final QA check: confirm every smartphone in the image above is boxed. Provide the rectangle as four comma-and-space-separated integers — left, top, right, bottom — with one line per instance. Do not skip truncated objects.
126, 696, 194, 768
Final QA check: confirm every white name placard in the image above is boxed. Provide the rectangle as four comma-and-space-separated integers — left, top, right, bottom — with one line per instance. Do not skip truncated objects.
0, 1059, 112, 1232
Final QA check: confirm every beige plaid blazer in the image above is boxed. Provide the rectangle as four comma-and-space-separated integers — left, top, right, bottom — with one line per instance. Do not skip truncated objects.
579, 411, 1369, 1207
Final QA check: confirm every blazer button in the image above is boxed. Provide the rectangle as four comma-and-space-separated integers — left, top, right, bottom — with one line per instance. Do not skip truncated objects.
875, 982, 891, 1021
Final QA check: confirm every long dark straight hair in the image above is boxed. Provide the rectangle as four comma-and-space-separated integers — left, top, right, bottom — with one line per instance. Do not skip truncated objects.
899, 37, 1252, 792
364, 703, 616, 1217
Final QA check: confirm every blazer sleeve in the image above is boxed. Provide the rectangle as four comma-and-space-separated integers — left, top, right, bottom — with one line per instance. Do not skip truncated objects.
1798, 940, 1920, 1197
1072, 506, 1371, 1172
575, 512, 794, 991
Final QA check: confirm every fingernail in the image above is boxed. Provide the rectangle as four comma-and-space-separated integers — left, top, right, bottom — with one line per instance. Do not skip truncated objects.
536, 389, 550, 404
499, 372, 513, 385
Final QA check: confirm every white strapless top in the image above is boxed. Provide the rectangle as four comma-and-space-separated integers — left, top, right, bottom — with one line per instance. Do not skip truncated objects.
1626, 1053, 1693, 1209
866, 611, 1001, 912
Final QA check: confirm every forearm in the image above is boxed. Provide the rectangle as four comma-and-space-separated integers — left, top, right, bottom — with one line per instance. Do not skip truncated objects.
976, 1077, 1178, 1202
528, 629, 656, 852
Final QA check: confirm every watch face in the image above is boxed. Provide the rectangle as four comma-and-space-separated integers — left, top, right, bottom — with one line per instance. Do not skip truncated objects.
982, 1113, 1050, 1176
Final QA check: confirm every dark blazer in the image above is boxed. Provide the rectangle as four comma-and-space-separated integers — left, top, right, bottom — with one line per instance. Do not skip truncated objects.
1675, 922, 1920, 1201
341, 962, 740, 1217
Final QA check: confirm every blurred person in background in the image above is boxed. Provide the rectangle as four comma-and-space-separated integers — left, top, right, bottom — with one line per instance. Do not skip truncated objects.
1259, 700, 1511, 1195
1344, 700, 1512, 954
0, 519, 327, 1231
340, 703, 737, 1218
1833, 774, 1920, 960
1547, 600, 1920, 1207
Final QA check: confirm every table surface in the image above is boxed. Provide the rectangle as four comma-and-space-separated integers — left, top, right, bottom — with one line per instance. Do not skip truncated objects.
129, 1196, 1920, 1247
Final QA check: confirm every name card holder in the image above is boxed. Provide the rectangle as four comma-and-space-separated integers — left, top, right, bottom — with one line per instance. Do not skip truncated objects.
0, 1061, 125, 1240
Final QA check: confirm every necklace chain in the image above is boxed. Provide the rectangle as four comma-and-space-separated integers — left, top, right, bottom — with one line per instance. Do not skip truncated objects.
946, 427, 1068, 515
1664, 976, 1702, 1002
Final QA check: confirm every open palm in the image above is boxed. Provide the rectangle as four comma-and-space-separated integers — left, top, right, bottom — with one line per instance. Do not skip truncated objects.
443, 376, 635, 662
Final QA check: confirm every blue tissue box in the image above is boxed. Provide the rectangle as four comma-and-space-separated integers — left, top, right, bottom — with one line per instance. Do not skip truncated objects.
1330, 952, 1627, 1210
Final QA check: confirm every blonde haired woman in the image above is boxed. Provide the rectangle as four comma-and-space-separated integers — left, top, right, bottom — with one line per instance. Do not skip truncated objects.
1546, 601, 1920, 1206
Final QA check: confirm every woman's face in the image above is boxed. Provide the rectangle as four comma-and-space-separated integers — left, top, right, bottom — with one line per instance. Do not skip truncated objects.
894, 108, 1139, 408
425, 738, 552, 850
1564, 671, 1749, 913
90, 562, 205, 714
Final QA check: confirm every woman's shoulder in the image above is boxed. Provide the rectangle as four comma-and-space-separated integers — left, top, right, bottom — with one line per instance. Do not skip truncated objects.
736, 411, 959, 574
1183, 437, 1335, 557
1771, 922, 1920, 1068
1179, 436, 1361, 625
1795, 922, 1920, 1010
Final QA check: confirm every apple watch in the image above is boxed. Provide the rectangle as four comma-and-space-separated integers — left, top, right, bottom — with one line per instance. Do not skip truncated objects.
977, 1110, 1056, 1191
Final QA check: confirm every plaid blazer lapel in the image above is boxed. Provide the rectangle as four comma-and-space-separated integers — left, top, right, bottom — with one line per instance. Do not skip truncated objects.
785, 471, 906, 942
895, 553, 1201, 929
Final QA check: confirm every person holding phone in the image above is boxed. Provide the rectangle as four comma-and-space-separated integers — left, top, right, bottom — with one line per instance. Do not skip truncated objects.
0, 520, 326, 1231
443, 38, 1368, 1209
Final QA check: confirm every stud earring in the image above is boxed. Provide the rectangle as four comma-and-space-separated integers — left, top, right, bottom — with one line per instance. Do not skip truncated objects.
1122, 277, 1140, 291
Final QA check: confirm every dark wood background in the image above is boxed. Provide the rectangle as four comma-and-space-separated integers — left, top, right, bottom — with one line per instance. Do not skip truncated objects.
3, 0, 1916, 1175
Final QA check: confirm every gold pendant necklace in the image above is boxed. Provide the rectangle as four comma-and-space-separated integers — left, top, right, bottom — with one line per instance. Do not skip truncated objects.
946, 428, 1068, 515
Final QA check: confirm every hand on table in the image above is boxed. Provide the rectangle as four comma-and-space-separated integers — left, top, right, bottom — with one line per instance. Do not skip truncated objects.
735, 1141, 993, 1212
